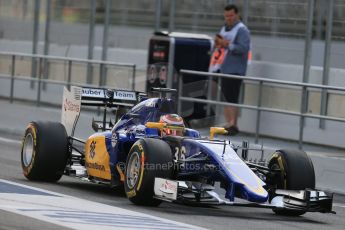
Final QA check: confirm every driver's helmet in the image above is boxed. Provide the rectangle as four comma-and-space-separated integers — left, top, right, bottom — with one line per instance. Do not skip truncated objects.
159, 114, 185, 136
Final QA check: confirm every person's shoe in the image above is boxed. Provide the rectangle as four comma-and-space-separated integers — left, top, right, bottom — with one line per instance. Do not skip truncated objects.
224, 125, 239, 136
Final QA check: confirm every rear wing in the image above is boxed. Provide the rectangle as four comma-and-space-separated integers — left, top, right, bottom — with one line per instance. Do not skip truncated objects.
81, 87, 146, 107
61, 86, 147, 136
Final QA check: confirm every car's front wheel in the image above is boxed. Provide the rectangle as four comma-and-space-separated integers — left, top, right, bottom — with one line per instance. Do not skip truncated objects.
268, 149, 315, 216
124, 138, 173, 206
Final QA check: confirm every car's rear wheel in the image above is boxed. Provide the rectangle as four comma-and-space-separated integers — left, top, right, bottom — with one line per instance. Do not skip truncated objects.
268, 149, 315, 216
124, 138, 173, 206
21, 121, 69, 182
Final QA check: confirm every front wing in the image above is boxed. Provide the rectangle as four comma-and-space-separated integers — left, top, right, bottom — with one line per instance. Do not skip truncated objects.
154, 178, 335, 214
271, 189, 334, 213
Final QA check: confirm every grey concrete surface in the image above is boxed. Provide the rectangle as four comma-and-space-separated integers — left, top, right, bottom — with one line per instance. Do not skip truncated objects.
0, 99, 96, 140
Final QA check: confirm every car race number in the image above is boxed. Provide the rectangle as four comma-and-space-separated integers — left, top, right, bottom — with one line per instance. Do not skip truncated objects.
174, 146, 186, 169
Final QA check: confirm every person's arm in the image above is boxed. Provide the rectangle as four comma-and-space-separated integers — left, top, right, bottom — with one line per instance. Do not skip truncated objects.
228, 28, 250, 54
214, 34, 223, 48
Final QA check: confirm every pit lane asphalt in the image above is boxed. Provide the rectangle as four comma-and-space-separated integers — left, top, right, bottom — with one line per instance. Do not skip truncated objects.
1, 99, 345, 194
1, 131, 345, 229
1, 99, 345, 229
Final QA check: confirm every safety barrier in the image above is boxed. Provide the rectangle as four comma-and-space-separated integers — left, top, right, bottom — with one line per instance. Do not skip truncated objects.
178, 69, 345, 149
0, 52, 136, 106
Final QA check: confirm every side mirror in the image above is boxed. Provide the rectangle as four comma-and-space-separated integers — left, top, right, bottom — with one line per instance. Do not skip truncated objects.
145, 122, 165, 130
209, 127, 228, 140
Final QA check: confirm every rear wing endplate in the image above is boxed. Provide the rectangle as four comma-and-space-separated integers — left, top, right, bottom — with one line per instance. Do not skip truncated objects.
61, 86, 147, 136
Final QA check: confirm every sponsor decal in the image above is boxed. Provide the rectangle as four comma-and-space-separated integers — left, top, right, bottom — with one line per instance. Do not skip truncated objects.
159, 180, 177, 194
85, 162, 105, 171
154, 178, 178, 200
23, 124, 37, 176
111, 132, 117, 148
145, 98, 156, 107
82, 88, 104, 98
63, 98, 80, 112
106, 90, 114, 98
89, 141, 96, 159
27, 124, 37, 145
136, 144, 145, 191
113, 91, 136, 101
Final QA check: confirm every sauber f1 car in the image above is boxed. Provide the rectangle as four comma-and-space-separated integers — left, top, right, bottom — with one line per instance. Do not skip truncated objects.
21, 86, 335, 216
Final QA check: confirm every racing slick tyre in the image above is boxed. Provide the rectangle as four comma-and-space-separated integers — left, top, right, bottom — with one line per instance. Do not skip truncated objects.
268, 149, 315, 216
124, 138, 173, 206
21, 121, 69, 182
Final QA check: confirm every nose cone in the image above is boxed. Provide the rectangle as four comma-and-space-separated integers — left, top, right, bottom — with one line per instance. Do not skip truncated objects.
242, 185, 269, 203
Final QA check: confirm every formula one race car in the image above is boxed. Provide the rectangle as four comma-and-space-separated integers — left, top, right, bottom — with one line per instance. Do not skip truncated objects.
21, 86, 335, 216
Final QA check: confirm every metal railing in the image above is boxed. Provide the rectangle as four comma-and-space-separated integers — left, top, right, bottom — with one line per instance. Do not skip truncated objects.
178, 69, 345, 149
0, 52, 136, 106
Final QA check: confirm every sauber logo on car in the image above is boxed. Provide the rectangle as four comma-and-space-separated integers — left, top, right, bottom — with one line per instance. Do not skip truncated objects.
85, 162, 105, 171
113, 91, 136, 101
82, 88, 104, 97
63, 98, 80, 112
89, 141, 96, 159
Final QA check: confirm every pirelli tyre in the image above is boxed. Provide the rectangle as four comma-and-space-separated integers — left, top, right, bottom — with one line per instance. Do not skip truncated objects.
268, 149, 315, 216
21, 121, 69, 182
124, 138, 173, 206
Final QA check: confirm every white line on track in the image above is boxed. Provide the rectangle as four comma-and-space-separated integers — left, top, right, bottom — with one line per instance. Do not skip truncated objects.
333, 203, 345, 209
0, 136, 21, 144
0, 179, 205, 230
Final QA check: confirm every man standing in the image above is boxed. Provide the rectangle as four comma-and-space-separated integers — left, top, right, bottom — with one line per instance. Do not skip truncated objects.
216, 4, 250, 135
